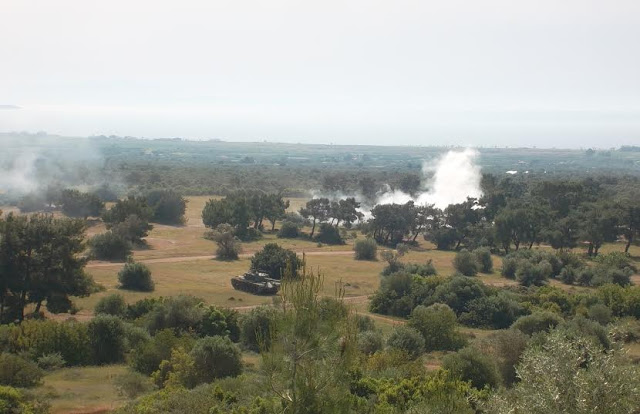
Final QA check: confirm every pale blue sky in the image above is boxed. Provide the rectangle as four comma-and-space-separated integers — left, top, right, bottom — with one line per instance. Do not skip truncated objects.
1, 0, 639, 147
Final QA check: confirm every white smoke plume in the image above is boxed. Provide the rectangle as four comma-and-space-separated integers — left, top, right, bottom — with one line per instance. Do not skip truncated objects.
0, 151, 41, 193
376, 148, 482, 210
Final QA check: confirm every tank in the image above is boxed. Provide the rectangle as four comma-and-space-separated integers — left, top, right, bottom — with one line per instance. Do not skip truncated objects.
231, 271, 281, 295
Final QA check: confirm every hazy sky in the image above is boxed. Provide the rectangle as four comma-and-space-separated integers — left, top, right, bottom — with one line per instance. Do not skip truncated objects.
1, 0, 639, 147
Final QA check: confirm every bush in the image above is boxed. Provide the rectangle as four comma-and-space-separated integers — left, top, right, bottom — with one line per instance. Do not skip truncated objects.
475, 329, 529, 386
354, 238, 378, 261
515, 261, 548, 286
112, 215, 153, 245
123, 323, 151, 350
89, 231, 131, 261
473, 248, 493, 273
240, 306, 279, 352
276, 221, 300, 239
408, 304, 466, 351
402, 260, 437, 276
356, 315, 376, 332
501, 257, 518, 279
358, 331, 384, 355
114, 370, 155, 399
0, 320, 90, 366
130, 329, 193, 375
0, 385, 44, 413
146, 190, 187, 224
95, 293, 127, 316
453, 249, 478, 276
314, 223, 344, 245
587, 304, 612, 325
118, 262, 155, 292
206, 224, 242, 261
36, 353, 65, 371
386, 326, 425, 359
88, 315, 127, 365
250, 243, 302, 279
189, 336, 242, 383
144, 296, 205, 334
442, 347, 501, 390
511, 311, 563, 335
0, 354, 43, 387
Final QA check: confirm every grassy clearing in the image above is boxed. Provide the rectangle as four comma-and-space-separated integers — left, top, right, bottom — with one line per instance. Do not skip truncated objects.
34, 365, 134, 414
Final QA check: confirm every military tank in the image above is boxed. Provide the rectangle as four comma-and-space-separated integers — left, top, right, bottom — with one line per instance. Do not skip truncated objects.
231, 271, 281, 295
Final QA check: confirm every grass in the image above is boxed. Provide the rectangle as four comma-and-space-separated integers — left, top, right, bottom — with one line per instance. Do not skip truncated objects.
34, 365, 135, 414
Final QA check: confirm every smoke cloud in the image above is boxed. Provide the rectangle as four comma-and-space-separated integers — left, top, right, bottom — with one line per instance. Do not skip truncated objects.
376, 148, 482, 210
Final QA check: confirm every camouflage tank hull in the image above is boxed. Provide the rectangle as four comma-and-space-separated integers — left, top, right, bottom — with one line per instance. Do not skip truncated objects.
231, 276, 280, 295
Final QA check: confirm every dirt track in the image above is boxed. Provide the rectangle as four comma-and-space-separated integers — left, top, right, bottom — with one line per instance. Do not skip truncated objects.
86, 250, 355, 268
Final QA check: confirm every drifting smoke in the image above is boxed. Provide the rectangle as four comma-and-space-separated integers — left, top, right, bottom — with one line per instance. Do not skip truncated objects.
376, 148, 482, 210
0, 152, 41, 193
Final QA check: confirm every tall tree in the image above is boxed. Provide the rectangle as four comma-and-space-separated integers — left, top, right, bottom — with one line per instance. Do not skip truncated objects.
299, 198, 331, 238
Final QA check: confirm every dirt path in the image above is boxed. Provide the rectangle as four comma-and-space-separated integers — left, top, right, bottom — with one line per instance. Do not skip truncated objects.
87, 250, 355, 268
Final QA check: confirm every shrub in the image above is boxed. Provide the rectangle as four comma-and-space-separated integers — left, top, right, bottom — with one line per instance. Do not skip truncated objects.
408, 304, 466, 351
501, 257, 518, 279
314, 223, 344, 245
189, 336, 242, 383
515, 261, 548, 286
511, 312, 563, 335
356, 315, 376, 332
88, 315, 127, 364
0, 353, 43, 387
430, 276, 487, 315
36, 353, 65, 371
89, 231, 131, 261
240, 306, 279, 352
354, 238, 378, 261
130, 329, 193, 375
358, 331, 384, 355
125, 297, 162, 320
403, 260, 437, 276
473, 248, 493, 273
587, 304, 612, 325
112, 214, 153, 245
114, 370, 155, 399
0, 385, 43, 413
453, 249, 478, 276
206, 224, 242, 261
0, 320, 91, 366
250, 243, 302, 279
386, 326, 425, 359
146, 190, 187, 224
144, 296, 205, 334
442, 347, 501, 389
118, 262, 154, 292
95, 293, 127, 316
123, 323, 151, 350
475, 329, 529, 386
276, 221, 300, 239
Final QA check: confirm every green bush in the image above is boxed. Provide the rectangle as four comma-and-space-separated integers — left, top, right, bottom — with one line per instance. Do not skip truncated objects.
36, 353, 65, 371
130, 329, 193, 375
314, 223, 344, 245
473, 247, 493, 273
189, 336, 243, 383
501, 257, 518, 279
511, 311, 563, 335
240, 306, 279, 352
0, 353, 43, 387
587, 304, 612, 325
250, 243, 302, 279
144, 296, 205, 334
89, 231, 132, 261
0, 385, 44, 413
276, 221, 300, 239
453, 249, 478, 276
408, 304, 466, 351
386, 326, 425, 359
442, 347, 501, 389
88, 315, 127, 365
354, 238, 378, 261
0, 320, 90, 366
146, 190, 187, 224
95, 293, 127, 316
358, 331, 384, 355
118, 262, 155, 292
